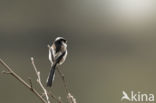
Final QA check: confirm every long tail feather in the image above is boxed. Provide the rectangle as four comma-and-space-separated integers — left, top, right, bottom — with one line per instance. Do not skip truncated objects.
47, 51, 66, 87
47, 64, 57, 87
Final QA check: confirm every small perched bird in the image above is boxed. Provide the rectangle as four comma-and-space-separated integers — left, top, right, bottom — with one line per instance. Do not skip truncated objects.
47, 37, 67, 87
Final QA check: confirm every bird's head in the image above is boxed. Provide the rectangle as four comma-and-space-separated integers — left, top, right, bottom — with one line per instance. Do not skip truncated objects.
55, 37, 67, 43
55, 37, 67, 48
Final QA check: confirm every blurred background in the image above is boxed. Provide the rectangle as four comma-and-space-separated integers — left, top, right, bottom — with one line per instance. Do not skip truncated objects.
0, 0, 156, 103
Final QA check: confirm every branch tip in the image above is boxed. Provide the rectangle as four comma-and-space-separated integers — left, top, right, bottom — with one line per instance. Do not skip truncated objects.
30, 57, 34, 62
28, 77, 33, 88
31, 57, 50, 103
1, 70, 11, 74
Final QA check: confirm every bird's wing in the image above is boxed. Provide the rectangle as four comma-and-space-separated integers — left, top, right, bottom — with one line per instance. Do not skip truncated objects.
55, 51, 66, 64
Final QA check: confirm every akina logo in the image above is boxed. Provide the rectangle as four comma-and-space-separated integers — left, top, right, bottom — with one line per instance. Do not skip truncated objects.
121, 91, 154, 102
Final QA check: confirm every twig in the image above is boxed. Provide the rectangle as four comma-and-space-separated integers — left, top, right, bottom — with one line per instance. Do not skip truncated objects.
28, 77, 33, 88
48, 91, 62, 103
67, 93, 77, 103
1, 70, 11, 74
58, 96, 63, 103
56, 67, 69, 94
56, 68, 76, 103
0, 58, 47, 103
31, 57, 50, 103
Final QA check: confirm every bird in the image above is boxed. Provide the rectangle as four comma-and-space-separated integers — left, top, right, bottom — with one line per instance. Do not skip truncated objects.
47, 37, 67, 87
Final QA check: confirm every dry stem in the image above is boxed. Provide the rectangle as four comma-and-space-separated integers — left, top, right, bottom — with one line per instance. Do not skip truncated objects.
56, 67, 69, 94
31, 57, 50, 103
0, 58, 47, 103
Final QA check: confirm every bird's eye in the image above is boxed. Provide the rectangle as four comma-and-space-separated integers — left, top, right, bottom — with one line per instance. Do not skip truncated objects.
65, 40, 67, 43
62, 39, 67, 43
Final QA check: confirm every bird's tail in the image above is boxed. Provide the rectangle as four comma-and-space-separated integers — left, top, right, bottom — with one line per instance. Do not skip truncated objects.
47, 63, 57, 87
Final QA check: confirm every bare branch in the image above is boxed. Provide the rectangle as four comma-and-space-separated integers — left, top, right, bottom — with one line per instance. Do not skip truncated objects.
58, 96, 63, 103
31, 57, 50, 103
67, 93, 77, 103
28, 77, 33, 88
0, 58, 47, 103
48, 92, 63, 103
56, 68, 77, 103
1, 70, 11, 74
56, 67, 70, 94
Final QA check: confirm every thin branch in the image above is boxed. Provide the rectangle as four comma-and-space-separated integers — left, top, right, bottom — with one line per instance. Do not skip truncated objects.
56, 67, 70, 94
28, 77, 33, 88
56, 68, 77, 103
1, 70, 11, 74
0, 58, 47, 103
48, 91, 63, 103
58, 96, 63, 103
31, 57, 50, 103
67, 93, 77, 103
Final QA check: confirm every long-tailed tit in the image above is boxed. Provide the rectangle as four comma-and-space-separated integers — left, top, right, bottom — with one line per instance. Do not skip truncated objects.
47, 37, 67, 87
